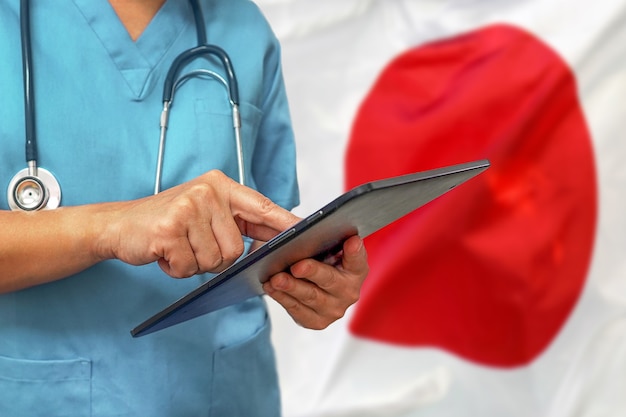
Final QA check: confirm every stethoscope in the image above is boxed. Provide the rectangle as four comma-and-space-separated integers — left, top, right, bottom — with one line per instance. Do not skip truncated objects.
7, 0, 244, 211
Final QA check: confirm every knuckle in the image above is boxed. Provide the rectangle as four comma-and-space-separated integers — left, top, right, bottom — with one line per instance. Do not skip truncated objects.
308, 317, 331, 331
322, 270, 338, 289
347, 287, 361, 305
285, 298, 302, 314
206, 257, 224, 272
196, 247, 224, 273
301, 287, 319, 305
257, 196, 277, 215
154, 213, 183, 238
222, 241, 245, 264
173, 270, 195, 279
186, 182, 217, 202
157, 202, 197, 237
204, 170, 235, 192
168, 261, 198, 279
362, 265, 370, 282
328, 305, 346, 322
206, 169, 228, 181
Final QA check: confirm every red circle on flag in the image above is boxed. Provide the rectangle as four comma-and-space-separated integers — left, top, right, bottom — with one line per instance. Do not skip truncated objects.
346, 24, 597, 367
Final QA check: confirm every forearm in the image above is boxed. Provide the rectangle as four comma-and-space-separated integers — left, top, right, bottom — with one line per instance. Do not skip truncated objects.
0, 205, 111, 293
0, 171, 300, 294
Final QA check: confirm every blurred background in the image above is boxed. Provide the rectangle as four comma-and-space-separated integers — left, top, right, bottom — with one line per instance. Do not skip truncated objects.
255, 1, 626, 416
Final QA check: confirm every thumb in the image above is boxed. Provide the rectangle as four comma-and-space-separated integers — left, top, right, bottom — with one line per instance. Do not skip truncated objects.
340, 235, 368, 274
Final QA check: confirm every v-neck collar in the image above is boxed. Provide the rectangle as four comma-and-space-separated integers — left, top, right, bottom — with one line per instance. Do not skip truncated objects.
71, 0, 191, 98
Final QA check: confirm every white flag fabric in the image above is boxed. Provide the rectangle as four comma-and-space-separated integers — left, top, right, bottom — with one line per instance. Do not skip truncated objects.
255, 1, 626, 416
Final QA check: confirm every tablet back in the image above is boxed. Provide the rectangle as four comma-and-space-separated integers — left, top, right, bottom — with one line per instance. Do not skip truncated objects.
131, 159, 490, 337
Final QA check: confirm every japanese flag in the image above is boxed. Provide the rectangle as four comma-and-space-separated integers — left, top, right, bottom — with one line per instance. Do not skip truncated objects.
256, 1, 626, 416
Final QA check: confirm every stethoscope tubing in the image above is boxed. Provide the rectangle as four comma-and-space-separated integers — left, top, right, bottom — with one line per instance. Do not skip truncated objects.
162, 44, 240, 106
7, 0, 62, 211
154, 66, 245, 194
20, 0, 37, 168
11, 0, 245, 209
154, 9, 244, 194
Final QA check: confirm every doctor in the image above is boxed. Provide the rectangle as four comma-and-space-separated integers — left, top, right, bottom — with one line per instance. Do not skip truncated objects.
0, 0, 368, 416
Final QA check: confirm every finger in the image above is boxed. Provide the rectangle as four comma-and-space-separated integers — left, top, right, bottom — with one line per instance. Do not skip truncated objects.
226, 181, 300, 240
263, 277, 335, 330
339, 236, 368, 277
186, 220, 228, 273
290, 236, 367, 292
267, 271, 326, 307
265, 271, 350, 326
194, 204, 245, 272
157, 236, 199, 278
284, 239, 366, 312
290, 259, 337, 293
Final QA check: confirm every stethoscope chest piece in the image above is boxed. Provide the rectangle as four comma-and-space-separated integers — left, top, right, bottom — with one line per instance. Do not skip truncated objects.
7, 167, 61, 211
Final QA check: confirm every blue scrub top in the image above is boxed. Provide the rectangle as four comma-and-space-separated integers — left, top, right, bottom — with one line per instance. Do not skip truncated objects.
0, 1, 299, 416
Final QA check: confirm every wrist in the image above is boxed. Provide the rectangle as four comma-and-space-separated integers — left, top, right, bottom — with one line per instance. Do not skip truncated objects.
83, 201, 124, 263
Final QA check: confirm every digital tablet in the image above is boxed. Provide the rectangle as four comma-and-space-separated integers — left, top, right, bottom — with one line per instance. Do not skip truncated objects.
131, 159, 490, 337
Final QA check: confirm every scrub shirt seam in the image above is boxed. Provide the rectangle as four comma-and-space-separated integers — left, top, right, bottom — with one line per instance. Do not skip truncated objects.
71, 0, 187, 73
148, 19, 192, 79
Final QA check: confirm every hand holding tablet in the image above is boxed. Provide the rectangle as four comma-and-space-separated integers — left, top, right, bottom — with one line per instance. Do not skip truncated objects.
131, 159, 490, 337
